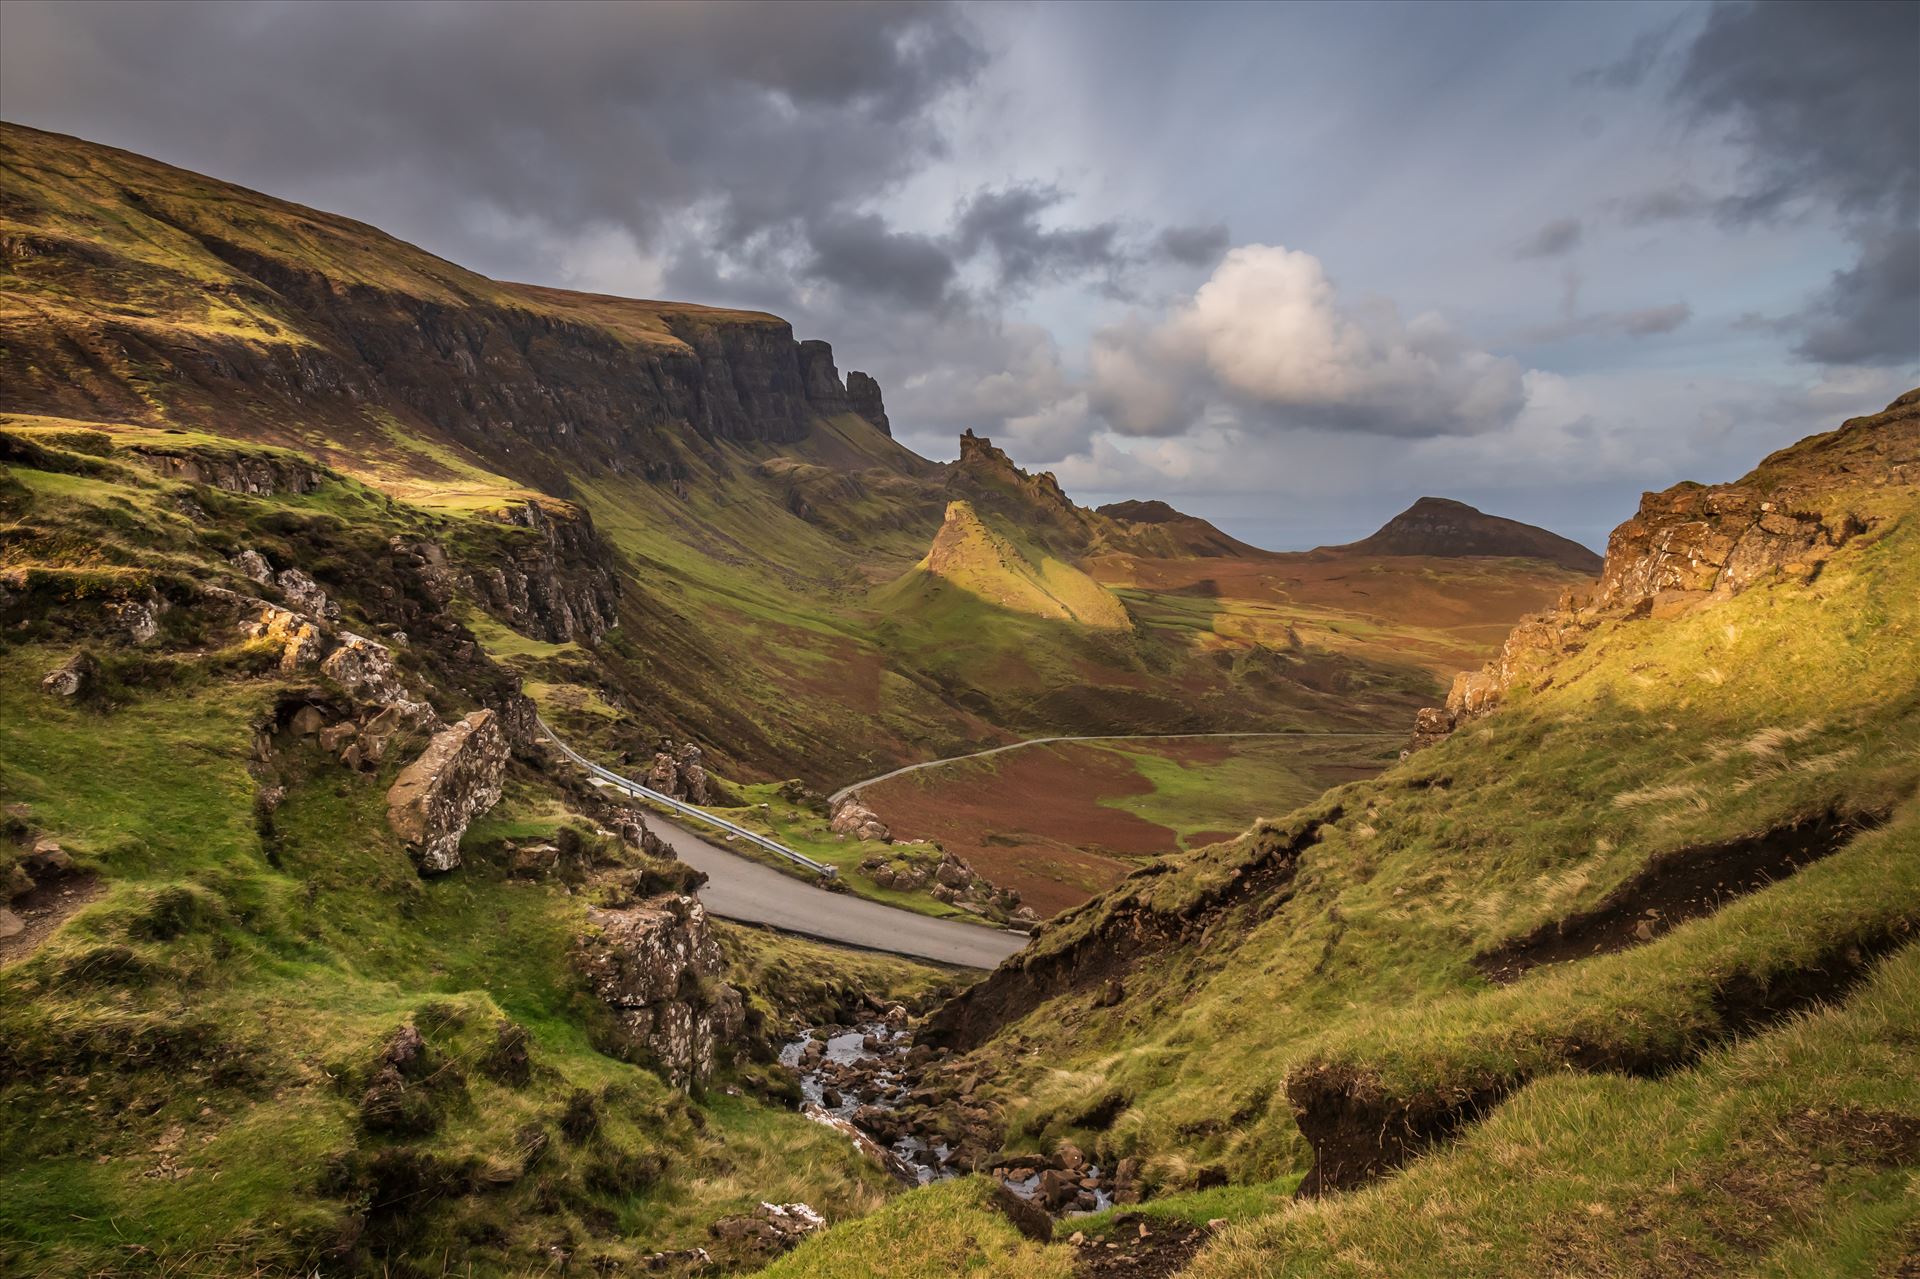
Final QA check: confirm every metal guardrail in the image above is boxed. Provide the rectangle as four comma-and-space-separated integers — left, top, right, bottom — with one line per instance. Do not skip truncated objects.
536, 715, 838, 879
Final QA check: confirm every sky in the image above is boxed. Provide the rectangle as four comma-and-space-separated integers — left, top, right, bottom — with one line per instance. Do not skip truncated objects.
2, 0, 1915, 550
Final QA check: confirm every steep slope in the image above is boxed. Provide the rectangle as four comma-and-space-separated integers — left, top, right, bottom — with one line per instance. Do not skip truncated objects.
894, 500, 1132, 631
759, 391, 1920, 1275
1329, 496, 1602, 573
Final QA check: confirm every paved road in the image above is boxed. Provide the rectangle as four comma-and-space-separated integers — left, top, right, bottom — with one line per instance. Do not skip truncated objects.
828, 729, 1403, 804
644, 812, 1029, 970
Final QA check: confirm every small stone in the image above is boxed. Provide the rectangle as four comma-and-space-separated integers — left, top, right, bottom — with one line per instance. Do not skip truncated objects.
0, 907, 24, 939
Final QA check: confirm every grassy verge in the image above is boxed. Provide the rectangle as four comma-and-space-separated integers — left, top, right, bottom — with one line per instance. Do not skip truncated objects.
754, 1176, 1076, 1279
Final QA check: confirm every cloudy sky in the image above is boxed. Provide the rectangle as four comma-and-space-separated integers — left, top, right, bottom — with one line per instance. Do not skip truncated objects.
3, 0, 1915, 549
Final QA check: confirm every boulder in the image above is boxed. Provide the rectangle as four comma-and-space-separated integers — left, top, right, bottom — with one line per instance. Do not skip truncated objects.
576, 893, 744, 1090
321, 633, 432, 721
386, 710, 509, 873
275, 567, 339, 621
40, 651, 96, 698
230, 548, 275, 585
708, 1201, 826, 1257
1403, 706, 1456, 756
829, 795, 892, 843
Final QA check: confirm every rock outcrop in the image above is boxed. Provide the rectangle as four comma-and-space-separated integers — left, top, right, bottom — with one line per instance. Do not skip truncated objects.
830, 795, 891, 843
131, 446, 327, 495
468, 500, 622, 644
1407, 390, 1920, 748
385, 710, 509, 873
644, 741, 711, 805
576, 894, 744, 1090
846, 370, 891, 436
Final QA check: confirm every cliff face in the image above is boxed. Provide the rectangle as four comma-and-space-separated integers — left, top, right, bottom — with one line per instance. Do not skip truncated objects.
1424, 389, 1920, 734
0, 123, 889, 492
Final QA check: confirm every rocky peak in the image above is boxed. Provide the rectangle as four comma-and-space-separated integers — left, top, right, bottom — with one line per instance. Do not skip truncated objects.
795, 338, 850, 416
846, 370, 891, 436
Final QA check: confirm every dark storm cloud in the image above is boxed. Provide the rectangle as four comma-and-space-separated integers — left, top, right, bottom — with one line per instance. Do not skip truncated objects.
0, 0, 984, 279
1793, 226, 1920, 366
954, 185, 1125, 290
802, 213, 960, 312
1153, 224, 1231, 268
1516, 217, 1584, 259
1663, 0, 1920, 366
1674, 0, 1919, 225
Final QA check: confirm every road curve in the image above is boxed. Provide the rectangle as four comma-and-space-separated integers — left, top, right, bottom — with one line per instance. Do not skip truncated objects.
828, 729, 1402, 805
645, 813, 1028, 970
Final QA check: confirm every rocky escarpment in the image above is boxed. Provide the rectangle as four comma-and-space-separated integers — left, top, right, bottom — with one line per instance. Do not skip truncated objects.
129, 444, 328, 495
1409, 390, 1920, 747
922, 809, 1338, 1051
846, 370, 892, 437
0, 124, 894, 494
465, 500, 622, 644
576, 893, 745, 1090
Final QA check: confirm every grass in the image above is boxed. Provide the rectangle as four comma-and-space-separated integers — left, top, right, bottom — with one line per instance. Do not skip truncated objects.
953, 491, 1920, 1193
0, 439, 938, 1276
1182, 944, 1920, 1278
754, 1176, 1076, 1279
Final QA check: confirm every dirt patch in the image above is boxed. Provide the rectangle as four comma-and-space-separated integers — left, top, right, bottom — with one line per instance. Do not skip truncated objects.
1290, 923, 1916, 1197
1475, 808, 1887, 983
1, 872, 104, 965
1071, 1216, 1213, 1279
866, 743, 1178, 916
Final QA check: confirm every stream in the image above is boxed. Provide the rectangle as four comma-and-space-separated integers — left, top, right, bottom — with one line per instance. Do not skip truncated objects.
780, 1019, 1114, 1212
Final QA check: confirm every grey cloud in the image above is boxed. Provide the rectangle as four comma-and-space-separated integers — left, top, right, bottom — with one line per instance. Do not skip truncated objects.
954, 185, 1125, 291
1674, 0, 1919, 225
0, 0, 984, 277
1517, 301, 1693, 344
802, 213, 960, 312
1154, 223, 1231, 267
1574, 19, 1683, 89
1620, 302, 1693, 336
1793, 225, 1920, 366
1517, 217, 1584, 259
1612, 183, 1715, 226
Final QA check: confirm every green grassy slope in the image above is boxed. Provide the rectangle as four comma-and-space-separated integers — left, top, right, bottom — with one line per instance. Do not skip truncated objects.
759, 394, 1920, 1275
0, 426, 952, 1277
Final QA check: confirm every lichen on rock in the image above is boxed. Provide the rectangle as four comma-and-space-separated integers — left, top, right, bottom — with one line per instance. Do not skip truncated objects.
575, 893, 743, 1090
385, 709, 508, 873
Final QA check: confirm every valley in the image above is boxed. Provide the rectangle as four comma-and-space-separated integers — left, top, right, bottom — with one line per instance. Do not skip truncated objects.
1, 114, 1915, 1279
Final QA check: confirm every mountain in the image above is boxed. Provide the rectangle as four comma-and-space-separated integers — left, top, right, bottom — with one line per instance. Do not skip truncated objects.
0, 123, 1594, 787
1330, 496, 1602, 572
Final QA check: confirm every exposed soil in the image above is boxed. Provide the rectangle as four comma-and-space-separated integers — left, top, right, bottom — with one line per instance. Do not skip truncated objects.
1290, 926, 1918, 1198
923, 810, 1337, 1051
1071, 1216, 1213, 1278
1475, 808, 1888, 983
865, 743, 1177, 916
0, 872, 103, 965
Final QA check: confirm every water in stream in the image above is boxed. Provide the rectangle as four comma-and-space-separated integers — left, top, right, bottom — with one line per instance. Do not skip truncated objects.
780, 1020, 1112, 1211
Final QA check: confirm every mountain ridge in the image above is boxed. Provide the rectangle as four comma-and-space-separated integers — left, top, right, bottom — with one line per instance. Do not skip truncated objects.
1327, 495, 1602, 572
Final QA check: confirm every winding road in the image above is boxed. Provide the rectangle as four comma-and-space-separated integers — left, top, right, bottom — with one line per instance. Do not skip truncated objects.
828, 729, 1403, 804
645, 814, 1028, 969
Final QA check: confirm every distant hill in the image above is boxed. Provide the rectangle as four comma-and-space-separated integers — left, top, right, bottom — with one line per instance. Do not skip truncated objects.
1329, 496, 1602, 573
1094, 498, 1258, 557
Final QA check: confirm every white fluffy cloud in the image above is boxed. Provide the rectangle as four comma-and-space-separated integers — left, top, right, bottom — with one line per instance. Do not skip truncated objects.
1089, 244, 1528, 439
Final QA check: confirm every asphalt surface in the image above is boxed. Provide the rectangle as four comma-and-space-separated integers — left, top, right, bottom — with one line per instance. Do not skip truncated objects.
646, 815, 1029, 970
828, 729, 1403, 804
